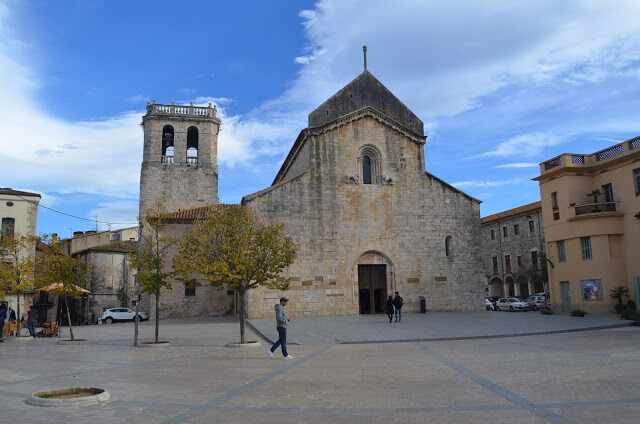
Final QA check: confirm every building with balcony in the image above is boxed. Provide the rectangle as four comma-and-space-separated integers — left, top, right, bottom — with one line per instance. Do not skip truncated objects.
481, 201, 545, 299
534, 137, 640, 314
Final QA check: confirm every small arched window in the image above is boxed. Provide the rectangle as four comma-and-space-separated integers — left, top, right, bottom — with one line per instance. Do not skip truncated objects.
187, 126, 198, 164
445, 236, 452, 257
358, 145, 382, 185
161, 125, 174, 164
362, 156, 372, 184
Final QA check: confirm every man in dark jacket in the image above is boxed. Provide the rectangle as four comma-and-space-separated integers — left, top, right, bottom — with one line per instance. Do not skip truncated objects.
393, 292, 403, 323
27, 305, 37, 337
268, 297, 293, 359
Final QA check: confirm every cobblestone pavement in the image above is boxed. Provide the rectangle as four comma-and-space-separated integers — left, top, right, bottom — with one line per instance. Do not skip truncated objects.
0, 317, 638, 423
249, 311, 630, 345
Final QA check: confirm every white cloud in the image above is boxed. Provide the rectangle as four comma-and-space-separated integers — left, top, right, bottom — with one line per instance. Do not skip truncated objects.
277, 0, 640, 121
88, 200, 139, 231
473, 133, 567, 159
3, 0, 640, 210
128, 94, 147, 103
451, 178, 523, 189
493, 162, 539, 169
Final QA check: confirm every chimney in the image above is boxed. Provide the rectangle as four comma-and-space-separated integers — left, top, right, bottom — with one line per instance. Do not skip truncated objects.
52, 233, 57, 243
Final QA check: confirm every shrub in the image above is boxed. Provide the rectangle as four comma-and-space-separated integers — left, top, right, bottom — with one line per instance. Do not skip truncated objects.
540, 310, 554, 315
571, 309, 586, 317
620, 309, 640, 321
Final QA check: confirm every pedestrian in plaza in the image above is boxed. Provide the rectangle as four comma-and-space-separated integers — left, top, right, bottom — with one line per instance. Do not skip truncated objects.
27, 305, 37, 337
393, 291, 403, 323
0, 302, 8, 342
268, 297, 293, 359
386, 295, 394, 323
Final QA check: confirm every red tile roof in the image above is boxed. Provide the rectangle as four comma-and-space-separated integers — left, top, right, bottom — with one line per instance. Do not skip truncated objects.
163, 204, 239, 222
481, 201, 541, 224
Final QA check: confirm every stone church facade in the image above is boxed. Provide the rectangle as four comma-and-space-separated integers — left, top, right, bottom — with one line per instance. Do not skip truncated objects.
139, 70, 485, 318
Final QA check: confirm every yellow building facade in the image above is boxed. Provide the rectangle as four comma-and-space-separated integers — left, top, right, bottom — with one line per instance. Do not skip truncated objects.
534, 137, 640, 314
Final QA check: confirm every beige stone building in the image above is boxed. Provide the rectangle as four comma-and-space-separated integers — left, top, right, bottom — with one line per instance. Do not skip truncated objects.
481, 202, 546, 298
0, 188, 40, 243
534, 137, 640, 314
139, 69, 486, 318
0, 188, 40, 317
34, 227, 140, 323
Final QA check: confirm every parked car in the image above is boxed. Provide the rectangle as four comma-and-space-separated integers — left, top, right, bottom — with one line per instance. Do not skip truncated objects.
101, 308, 148, 324
485, 298, 495, 311
496, 297, 529, 312
525, 295, 547, 311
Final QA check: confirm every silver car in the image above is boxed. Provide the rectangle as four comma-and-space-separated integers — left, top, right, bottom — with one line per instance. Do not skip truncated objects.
496, 297, 529, 312
525, 295, 547, 311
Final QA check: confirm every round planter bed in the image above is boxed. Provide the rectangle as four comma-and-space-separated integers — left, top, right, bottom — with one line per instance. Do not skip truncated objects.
56, 339, 87, 345
142, 341, 171, 347
225, 341, 261, 348
27, 387, 110, 407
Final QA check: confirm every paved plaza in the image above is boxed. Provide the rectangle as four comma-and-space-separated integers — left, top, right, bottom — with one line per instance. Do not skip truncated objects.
0, 315, 638, 423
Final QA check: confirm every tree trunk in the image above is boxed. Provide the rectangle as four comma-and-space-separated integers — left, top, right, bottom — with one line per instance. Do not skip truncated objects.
154, 292, 159, 344
239, 289, 246, 344
16, 292, 21, 337
64, 294, 75, 341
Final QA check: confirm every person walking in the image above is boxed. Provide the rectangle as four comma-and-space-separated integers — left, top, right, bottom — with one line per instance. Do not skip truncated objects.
26, 305, 37, 337
268, 297, 293, 359
0, 302, 8, 342
393, 291, 403, 322
385, 295, 394, 323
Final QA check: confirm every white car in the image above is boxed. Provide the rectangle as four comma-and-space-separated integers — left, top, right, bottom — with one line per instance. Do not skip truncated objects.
101, 308, 148, 324
496, 297, 529, 312
485, 298, 495, 311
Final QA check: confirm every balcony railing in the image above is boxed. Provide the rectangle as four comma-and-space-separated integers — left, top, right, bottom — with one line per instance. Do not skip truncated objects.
161, 155, 174, 164
574, 202, 617, 216
187, 157, 198, 165
540, 136, 640, 176
147, 101, 217, 118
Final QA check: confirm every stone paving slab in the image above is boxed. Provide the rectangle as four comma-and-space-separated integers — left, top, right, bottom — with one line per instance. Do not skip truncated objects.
248, 312, 632, 345
0, 317, 638, 424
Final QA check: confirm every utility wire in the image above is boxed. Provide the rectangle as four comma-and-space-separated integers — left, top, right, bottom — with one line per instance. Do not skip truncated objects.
15, 194, 138, 226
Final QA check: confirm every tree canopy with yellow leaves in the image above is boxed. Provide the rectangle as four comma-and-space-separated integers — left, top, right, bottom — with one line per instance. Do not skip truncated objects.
174, 206, 295, 344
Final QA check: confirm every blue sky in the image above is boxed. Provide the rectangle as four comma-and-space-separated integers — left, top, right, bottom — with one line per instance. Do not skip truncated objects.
1, 0, 640, 236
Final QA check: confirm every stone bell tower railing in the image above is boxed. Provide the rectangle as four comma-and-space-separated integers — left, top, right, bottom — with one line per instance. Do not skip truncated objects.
146, 100, 218, 119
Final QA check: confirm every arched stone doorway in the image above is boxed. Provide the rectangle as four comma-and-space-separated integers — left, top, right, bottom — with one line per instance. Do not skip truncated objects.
517, 276, 529, 297
356, 251, 393, 314
489, 277, 504, 297
505, 276, 515, 297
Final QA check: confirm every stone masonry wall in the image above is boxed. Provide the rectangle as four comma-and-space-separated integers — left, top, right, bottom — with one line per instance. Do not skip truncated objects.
481, 208, 545, 297
144, 222, 234, 320
81, 250, 137, 323
139, 114, 219, 216
243, 113, 485, 318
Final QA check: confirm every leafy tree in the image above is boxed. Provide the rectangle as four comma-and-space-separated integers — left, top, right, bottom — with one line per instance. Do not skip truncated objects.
610, 286, 629, 306
36, 235, 89, 341
129, 203, 178, 344
0, 235, 37, 336
174, 206, 295, 344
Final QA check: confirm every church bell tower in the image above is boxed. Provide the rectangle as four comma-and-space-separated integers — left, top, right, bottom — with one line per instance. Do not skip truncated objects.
139, 101, 220, 216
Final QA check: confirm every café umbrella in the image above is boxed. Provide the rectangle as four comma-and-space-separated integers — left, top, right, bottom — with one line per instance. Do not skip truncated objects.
39, 283, 90, 341
39, 283, 90, 294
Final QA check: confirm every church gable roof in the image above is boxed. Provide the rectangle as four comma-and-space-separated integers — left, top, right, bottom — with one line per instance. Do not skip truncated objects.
308, 71, 424, 137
